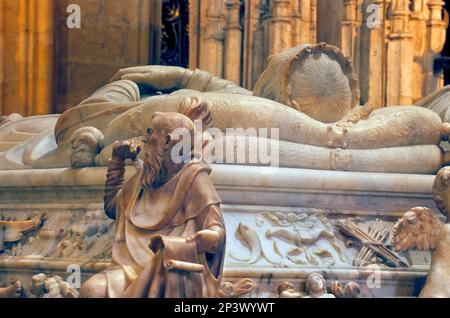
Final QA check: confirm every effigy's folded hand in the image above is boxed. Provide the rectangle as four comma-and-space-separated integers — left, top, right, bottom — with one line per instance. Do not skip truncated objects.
187, 229, 221, 254
110, 65, 186, 91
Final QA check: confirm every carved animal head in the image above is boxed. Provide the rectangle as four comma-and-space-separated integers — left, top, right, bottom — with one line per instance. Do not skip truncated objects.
392, 207, 444, 252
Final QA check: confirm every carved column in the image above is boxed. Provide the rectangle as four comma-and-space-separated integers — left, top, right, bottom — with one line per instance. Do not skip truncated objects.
0, 0, 54, 116
224, 0, 243, 84
410, 0, 429, 102
243, 0, 261, 88
359, 0, 386, 107
294, 0, 314, 44
424, 0, 446, 95
341, 0, 359, 59
267, 0, 292, 56
386, 0, 413, 106
251, 2, 269, 85
199, 0, 226, 77
310, 0, 317, 43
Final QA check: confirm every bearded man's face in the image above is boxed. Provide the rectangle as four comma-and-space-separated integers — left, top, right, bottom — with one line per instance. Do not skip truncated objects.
141, 124, 165, 189
141, 112, 196, 189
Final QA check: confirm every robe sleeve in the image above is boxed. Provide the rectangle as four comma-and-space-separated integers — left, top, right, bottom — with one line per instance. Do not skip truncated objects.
202, 204, 226, 279
104, 158, 126, 219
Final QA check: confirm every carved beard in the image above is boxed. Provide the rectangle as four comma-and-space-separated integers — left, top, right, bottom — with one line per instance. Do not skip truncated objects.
142, 142, 164, 189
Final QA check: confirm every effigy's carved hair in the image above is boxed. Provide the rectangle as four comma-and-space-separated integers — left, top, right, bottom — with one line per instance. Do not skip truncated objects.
433, 167, 450, 221
392, 207, 443, 252
179, 96, 213, 131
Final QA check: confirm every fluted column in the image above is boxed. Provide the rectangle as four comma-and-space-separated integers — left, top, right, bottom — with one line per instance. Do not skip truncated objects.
199, 0, 227, 77
342, 0, 359, 59
224, 0, 243, 84
267, 0, 292, 56
251, 3, 268, 85
386, 0, 413, 105
424, 0, 446, 95
243, 0, 261, 88
359, 0, 386, 107
410, 0, 429, 102
310, 0, 317, 43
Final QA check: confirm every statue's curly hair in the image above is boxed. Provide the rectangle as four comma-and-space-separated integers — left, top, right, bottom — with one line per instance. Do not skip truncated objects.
433, 167, 450, 222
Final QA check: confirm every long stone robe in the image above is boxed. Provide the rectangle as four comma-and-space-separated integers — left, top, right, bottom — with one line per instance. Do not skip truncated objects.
103, 161, 225, 298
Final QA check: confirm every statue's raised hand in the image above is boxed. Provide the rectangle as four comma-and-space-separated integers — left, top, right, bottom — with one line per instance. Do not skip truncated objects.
112, 140, 141, 161
110, 65, 186, 92
187, 229, 221, 254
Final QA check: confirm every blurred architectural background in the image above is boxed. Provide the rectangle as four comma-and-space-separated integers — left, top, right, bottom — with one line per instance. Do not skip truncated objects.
0, 0, 448, 116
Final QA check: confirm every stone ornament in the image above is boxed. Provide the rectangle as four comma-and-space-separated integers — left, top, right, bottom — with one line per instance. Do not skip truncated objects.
336, 218, 408, 268
392, 167, 450, 297
303, 273, 335, 298
330, 280, 360, 298
80, 103, 226, 298
218, 278, 256, 298
0, 279, 23, 298
229, 212, 347, 267
27, 273, 78, 298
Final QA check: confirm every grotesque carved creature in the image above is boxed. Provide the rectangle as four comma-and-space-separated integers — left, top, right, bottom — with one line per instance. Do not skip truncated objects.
80, 101, 226, 298
392, 167, 450, 297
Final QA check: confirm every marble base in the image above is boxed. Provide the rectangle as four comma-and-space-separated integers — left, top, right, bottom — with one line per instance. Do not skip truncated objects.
0, 165, 434, 297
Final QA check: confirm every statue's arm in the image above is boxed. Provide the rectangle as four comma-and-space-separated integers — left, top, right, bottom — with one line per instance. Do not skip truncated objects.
104, 140, 141, 220
103, 157, 125, 220
110, 66, 250, 95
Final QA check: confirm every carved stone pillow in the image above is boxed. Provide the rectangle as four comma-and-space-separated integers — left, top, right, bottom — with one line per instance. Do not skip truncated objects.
253, 43, 360, 123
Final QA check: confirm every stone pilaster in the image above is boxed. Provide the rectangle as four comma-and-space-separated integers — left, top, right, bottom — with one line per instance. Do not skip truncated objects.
224, 0, 243, 84
199, 0, 227, 77
410, 0, 429, 102
251, 2, 268, 85
386, 0, 413, 106
359, 0, 386, 107
424, 0, 446, 95
242, 0, 261, 88
310, 0, 317, 43
341, 0, 359, 59
267, 0, 292, 56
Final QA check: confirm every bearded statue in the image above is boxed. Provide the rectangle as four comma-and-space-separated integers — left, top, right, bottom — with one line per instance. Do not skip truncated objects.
79, 103, 226, 298
392, 167, 450, 297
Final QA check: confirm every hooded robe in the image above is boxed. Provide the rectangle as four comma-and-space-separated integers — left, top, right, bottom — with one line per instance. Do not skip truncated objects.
103, 162, 225, 298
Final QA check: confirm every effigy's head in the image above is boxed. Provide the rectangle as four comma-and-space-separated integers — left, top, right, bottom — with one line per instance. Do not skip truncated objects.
141, 97, 212, 188
253, 43, 360, 123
